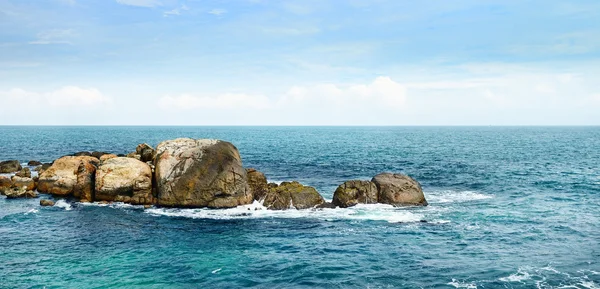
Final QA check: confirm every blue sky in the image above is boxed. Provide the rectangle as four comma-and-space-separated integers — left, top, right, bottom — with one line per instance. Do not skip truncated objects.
1, 0, 599, 125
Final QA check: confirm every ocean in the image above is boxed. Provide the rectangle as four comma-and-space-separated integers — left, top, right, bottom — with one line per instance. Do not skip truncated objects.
0, 126, 598, 288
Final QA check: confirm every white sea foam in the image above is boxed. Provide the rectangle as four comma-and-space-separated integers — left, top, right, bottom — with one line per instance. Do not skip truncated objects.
447, 279, 477, 289
426, 190, 493, 204
54, 200, 72, 211
211, 268, 222, 274
145, 201, 432, 223
24, 208, 38, 215
499, 267, 531, 282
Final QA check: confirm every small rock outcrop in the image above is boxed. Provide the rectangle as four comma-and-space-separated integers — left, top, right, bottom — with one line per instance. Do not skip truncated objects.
91, 151, 110, 159
246, 168, 268, 201
15, 167, 31, 178
11, 176, 36, 191
332, 180, 378, 208
35, 163, 52, 175
154, 138, 252, 208
262, 181, 324, 210
40, 199, 55, 206
28, 160, 42, 166
99, 154, 118, 162
0, 160, 22, 173
37, 156, 99, 202
74, 151, 92, 157
371, 173, 428, 206
136, 143, 155, 163
95, 157, 154, 205
5, 187, 37, 199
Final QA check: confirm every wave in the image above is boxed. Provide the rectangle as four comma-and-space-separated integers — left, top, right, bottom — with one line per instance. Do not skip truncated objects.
499, 266, 600, 288
447, 279, 477, 289
426, 190, 493, 204
54, 199, 72, 211
145, 201, 442, 224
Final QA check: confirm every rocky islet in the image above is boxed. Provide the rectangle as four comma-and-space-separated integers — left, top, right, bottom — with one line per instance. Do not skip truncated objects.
1, 138, 428, 209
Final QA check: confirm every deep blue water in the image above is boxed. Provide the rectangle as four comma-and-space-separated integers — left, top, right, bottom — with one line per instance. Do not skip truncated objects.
0, 126, 599, 288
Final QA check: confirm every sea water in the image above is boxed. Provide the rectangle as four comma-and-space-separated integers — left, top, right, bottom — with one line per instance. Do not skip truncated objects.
0, 126, 598, 288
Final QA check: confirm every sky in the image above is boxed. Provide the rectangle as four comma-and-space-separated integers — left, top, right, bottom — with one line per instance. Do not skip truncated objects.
0, 0, 599, 125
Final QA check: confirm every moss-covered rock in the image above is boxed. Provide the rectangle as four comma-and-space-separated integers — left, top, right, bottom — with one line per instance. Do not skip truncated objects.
263, 181, 325, 210
246, 168, 268, 201
332, 180, 378, 208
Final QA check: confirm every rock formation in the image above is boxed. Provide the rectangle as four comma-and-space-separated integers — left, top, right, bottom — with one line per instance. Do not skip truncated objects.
37, 156, 99, 202
262, 181, 324, 210
95, 157, 153, 205
154, 138, 252, 208
246, 168, 269, 201
371, 173, 428, 206
332, 180, 378, 208
0, 160, 22, 173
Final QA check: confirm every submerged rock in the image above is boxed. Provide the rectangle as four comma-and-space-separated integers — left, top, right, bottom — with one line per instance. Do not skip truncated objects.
95, 157, 154, 205
262, 181, 324, 210
154, 138, 252, 208
246, 168, 268, 201
5, 187, 37, 199
74, 151, 92, 157
332, 180, 378, 208
15, 167, 31, 178
11, 176, 36, 191
37, 156, 99, 202
40, 199, 55, 206
28, 160, 42, 166
371, 173, 428, 206
0, 160, 22, 173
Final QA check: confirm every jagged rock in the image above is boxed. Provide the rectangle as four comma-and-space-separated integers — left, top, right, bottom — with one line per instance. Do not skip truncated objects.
262, 181, 325, 210
40, 199, 55, 206
332, 180, 378, 208
99, 154, 118, 162
74, 151, 92, 157
154, 138, 252, 208
0, 176, 11, 194
11, 176, 35, 191
136, 143, 155, 163
37, 156, 99, 202
0, 160, 22, 173
15, 167, 31, 178
246, 168, 268, 201
28, 160, 42, 166
316, 202, 336, 209
5, 187, 37, 199
95, 157, 154, 205
91, 151, 110, 159
371, 173, 428, 206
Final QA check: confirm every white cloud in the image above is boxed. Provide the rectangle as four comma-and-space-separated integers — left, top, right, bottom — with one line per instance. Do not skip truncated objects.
208, 8, 227, 16
46, 86, 112, 106
29, 29, 75, 45
164, 4, 189, 16
158, 93, 270, 110
116, 0, 161, 7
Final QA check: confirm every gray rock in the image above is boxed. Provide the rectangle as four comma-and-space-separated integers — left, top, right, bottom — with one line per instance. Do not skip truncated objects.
262, 181, 325, 210
332, 180, 378, 208
371, 173, 428, 206
0, 160, 22, 173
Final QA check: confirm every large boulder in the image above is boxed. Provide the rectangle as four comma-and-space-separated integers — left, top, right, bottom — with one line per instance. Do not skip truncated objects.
11, 176, 35, 191
262, 181, 325, 210
136, 143, 155, 163
0, 176, 11, 194
371, 173, 428, 206
246, 168, 268, 201
37, 156, 99, 202
5, 187, 37, 199
95, 157, 154, 205
154, 138, 252, 208
15, 167, 31, 178
0, 160, 22, 173
332, 180, 378, 208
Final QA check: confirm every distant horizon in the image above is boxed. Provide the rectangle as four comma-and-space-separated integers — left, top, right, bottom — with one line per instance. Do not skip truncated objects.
1, 1, 599, 125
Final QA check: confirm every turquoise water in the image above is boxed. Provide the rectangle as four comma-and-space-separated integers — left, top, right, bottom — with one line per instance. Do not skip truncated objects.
0, 126, 599, 288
